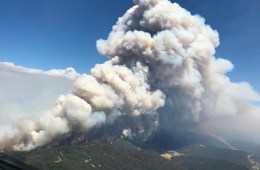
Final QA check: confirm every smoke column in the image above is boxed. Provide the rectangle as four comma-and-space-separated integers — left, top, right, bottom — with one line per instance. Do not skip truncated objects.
1, 0, 260, 151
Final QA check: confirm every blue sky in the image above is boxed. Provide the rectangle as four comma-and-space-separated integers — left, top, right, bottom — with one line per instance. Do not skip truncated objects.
0, 0, 259, 91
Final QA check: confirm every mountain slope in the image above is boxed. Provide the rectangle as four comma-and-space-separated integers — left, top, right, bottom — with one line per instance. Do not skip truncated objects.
230, 141, 260, 157
173, 144, 260, 170
6, 138, 260, 170
7, 139, 184, 170
174, 156, 250, 170
141, 129, 231, 152
177, 145, 250, 165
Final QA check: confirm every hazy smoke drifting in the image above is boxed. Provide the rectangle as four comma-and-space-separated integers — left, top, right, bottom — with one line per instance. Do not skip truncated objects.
1, 0, 260, 151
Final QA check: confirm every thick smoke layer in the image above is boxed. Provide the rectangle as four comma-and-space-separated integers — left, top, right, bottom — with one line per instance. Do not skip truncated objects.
1, 0, 260, 151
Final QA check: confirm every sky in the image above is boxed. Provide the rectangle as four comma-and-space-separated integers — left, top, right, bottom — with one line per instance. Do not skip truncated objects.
0, 0, 260, 91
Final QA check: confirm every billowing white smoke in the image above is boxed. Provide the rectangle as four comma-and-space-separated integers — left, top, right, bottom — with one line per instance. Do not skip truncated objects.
1, 0, 260, 151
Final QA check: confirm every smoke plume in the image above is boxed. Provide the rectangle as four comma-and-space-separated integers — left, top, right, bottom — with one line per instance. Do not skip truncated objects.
1, 0, 260, 151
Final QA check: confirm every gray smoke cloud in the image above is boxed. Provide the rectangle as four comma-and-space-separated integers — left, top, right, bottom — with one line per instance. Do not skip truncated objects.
1, 0, 260, 151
